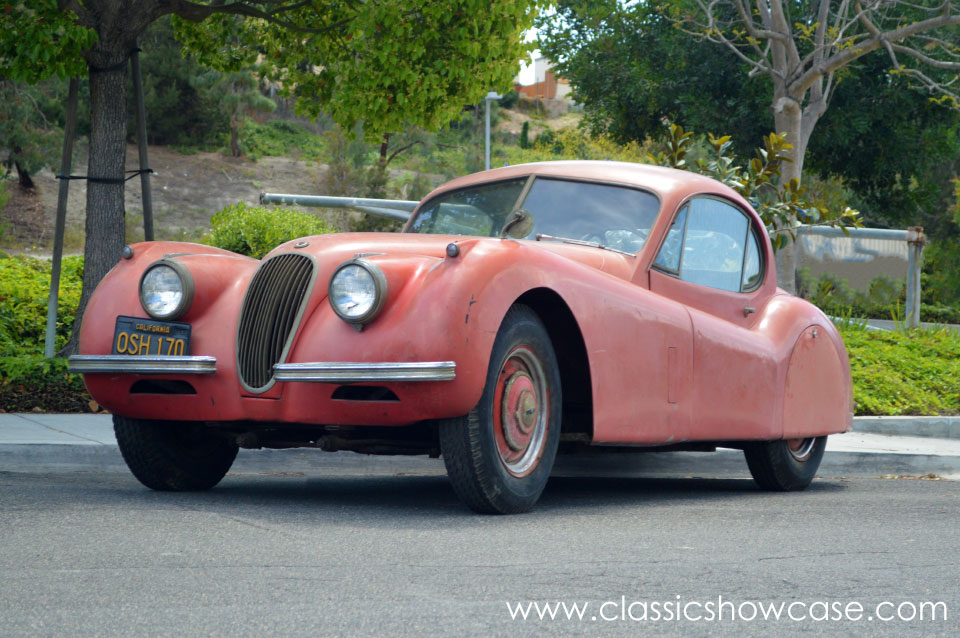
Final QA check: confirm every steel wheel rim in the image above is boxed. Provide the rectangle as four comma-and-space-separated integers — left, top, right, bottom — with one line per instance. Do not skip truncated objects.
492, 346, 549, 477
786, 437, 816, 461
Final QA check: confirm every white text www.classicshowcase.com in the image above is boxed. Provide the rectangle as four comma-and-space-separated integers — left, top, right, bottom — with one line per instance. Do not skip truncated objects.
506, 596, 947, 624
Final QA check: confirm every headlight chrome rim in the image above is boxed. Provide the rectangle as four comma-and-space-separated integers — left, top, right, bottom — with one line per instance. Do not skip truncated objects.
328, 258, 387, 326
138, 259, 194, 321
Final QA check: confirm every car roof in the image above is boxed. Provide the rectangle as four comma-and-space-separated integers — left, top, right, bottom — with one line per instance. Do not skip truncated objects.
426, 160, 741, 203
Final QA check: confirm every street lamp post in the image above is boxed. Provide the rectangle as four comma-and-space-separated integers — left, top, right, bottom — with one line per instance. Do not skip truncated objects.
484, 91, 502, 170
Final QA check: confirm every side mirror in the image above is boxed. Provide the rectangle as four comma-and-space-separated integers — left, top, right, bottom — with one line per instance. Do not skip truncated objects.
499, 208, 535, 239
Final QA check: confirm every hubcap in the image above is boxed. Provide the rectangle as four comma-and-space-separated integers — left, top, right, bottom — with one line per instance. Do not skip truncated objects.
493, 347, 548, 477
786, 437, 816, 461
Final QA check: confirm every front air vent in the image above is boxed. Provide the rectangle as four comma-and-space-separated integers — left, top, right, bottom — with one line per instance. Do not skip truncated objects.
237, 253, 316, 392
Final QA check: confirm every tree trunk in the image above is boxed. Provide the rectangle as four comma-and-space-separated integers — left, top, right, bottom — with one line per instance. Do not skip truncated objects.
14, 161, 35, 189
365, 133, 391, 199
230, 111, 242, 157
771, 96, 802, 293
62, 54, 129, 356
770, 91, 828, 294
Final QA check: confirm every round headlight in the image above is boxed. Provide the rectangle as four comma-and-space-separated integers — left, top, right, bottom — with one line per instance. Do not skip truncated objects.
329, 260, 387, 325
139, 260, 193, 320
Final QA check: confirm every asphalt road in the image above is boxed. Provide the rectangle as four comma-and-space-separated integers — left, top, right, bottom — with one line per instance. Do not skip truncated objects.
1, 462, 958, 637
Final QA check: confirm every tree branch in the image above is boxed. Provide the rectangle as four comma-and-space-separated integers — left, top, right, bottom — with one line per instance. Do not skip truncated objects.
387, 140, 424, 164
790, 11, 960, 95
890, 43, 960, 70
164, 0, 357, 35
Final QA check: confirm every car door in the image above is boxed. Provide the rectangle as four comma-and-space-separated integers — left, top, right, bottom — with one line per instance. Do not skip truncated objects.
514, 177, 695, 446
648, 196, 780, 441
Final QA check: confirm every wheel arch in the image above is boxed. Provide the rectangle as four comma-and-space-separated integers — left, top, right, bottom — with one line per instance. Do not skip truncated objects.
515, 288, 594, 442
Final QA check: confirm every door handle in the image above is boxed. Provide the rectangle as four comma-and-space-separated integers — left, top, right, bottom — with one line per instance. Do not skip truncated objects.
743, 306, 756, 317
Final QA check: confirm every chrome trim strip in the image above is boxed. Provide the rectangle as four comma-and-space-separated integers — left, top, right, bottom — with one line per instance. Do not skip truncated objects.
274, 361, 456, 382
68, 355, 217, 375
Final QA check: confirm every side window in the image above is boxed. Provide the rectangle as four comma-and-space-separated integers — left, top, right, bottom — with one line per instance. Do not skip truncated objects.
654, 205, 687, 272
654, 197, 763, 293
742, 229, 763, 291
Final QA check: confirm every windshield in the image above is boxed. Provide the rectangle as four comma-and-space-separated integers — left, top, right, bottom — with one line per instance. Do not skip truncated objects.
407, 176, 660, 253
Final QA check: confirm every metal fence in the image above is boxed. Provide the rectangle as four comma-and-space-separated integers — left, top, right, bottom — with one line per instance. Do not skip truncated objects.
797, 225, 926, 328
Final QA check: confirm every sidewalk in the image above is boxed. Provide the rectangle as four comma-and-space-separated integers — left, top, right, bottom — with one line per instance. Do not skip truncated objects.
2, 413, 959, 479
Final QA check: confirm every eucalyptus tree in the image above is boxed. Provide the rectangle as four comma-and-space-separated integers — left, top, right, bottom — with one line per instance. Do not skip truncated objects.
672, 0, 959, 289
674, 0, 960, 184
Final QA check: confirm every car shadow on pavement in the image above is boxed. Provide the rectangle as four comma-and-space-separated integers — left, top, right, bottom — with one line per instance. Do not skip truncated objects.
154, 471, 847, 521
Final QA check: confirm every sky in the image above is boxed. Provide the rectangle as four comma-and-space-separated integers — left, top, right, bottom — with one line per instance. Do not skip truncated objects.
515, 27, 542, 86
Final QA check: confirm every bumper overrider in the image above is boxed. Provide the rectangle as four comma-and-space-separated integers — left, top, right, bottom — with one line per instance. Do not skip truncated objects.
68, 356, 456, 383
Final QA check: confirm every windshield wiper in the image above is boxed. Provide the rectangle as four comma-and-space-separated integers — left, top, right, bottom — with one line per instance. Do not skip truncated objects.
534, 233, 636, 257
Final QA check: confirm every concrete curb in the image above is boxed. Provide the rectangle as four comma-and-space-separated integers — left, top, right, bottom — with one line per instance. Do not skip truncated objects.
853, 416, 960, 440
2, 444, 958, 480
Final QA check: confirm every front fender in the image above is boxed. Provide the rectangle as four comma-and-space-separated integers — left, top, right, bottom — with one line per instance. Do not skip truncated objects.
286, 239, 561, 418
78, 242, 259, 414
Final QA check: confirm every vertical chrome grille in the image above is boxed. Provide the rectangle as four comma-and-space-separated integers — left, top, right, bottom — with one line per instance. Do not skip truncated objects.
237, 253, 316, 392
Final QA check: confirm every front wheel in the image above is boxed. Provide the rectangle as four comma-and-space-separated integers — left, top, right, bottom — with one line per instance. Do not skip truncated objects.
744, 436, 827, 491
114, 415, 238, 491
440, 305, 562, 514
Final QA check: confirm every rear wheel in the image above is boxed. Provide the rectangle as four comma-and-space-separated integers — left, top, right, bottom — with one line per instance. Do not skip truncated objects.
440, 305, 561, 514
114, 415, 238, 491
744, 436, 826, 491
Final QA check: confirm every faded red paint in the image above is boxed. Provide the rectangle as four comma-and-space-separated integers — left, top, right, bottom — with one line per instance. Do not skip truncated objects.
77, 161, 852, 445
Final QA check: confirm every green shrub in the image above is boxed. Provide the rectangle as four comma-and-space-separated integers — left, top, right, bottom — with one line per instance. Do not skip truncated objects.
498, 89, 519, 109
238, 119, 326, 161
519, 121, 530, 149
0, 254, 83, 357
203, 202, 337, 259
0, 355, 92, 412
839, 323, 960, 416
922, 237, 960, 310
799, 268, 960, 325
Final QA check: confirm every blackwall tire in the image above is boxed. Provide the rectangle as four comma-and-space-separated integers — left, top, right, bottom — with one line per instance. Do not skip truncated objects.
440, 304, 562, 514
744, 436, 827, 491
114, 414, 238, 491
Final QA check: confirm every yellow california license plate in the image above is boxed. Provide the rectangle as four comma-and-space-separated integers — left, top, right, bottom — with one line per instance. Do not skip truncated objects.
112, 316, 191, 356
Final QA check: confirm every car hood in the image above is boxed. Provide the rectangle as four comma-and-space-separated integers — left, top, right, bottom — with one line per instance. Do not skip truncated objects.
267, 232, 638, 284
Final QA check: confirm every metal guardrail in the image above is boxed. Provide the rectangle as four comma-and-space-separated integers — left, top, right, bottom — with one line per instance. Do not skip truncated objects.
797, 225, 926, 329
259, 193, 417, 222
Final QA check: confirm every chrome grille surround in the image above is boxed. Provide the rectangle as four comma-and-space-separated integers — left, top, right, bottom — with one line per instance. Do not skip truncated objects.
236, 252, 317, 393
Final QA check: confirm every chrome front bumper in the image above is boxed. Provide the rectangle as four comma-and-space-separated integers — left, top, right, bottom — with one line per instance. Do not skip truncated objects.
68, 356, 455, 383
68, 355, 217, 375
273, 361, 456, 382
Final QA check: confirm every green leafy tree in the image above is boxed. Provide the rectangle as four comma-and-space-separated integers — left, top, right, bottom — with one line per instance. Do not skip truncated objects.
0, 79, 64, 189
537, 0, 772, 158
673, 0, 960, 184
804, 53, 960, 236
0, 0, 536, 354
191, 67, 275, 157
127, 16, 227, 147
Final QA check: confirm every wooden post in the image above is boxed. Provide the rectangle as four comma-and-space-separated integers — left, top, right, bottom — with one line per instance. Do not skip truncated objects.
131, 49, 154, 241
44, 78, 80, 358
